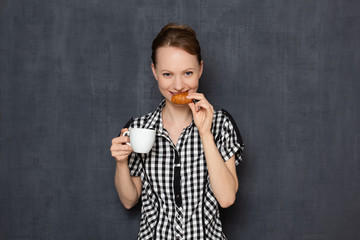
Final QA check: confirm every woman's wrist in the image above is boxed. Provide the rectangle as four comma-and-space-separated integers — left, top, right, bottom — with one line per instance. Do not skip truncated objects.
116, 159, 129, 168
199, 130, 213, 142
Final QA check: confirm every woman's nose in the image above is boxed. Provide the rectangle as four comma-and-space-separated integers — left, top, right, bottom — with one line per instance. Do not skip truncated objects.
173, 76, 184, 90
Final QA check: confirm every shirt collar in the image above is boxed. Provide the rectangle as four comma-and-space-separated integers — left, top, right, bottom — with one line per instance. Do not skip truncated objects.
142, 99, 166, 136
143, 99, 195, 139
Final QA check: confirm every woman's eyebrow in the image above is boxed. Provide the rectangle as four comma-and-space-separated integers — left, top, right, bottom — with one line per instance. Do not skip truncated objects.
159, 68, 196, 72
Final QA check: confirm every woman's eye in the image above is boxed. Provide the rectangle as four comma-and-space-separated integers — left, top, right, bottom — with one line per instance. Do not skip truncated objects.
185, 71, 193, 76
163, 73, 171, 77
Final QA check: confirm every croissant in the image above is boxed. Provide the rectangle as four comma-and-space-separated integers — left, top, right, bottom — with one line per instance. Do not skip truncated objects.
171, 92, 193, 105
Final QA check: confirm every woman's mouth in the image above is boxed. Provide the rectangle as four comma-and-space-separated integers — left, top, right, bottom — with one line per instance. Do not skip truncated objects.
170, 90, 188, 96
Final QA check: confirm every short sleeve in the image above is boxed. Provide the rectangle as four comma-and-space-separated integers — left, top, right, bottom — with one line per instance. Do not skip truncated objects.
215, 109, 244, 166
127, 152, 143, 177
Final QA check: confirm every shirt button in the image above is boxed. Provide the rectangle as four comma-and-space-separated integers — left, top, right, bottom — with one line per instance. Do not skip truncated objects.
176, 194, 180, 198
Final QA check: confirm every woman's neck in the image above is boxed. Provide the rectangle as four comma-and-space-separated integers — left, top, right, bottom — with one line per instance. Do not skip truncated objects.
162, 101, 193, 126
162, 101, 193, 145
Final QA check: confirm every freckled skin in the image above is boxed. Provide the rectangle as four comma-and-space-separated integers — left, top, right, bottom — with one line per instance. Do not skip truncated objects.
171, 92, 193, 104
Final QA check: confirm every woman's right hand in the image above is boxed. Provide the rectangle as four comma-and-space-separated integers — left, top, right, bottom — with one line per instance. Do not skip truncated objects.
110, 128, 133, 163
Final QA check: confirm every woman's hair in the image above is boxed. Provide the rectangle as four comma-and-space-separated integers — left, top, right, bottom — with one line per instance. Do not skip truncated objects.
151, 23, 202, 67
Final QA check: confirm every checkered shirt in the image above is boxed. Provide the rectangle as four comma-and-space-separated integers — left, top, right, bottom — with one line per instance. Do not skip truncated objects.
126, 100, 244, 240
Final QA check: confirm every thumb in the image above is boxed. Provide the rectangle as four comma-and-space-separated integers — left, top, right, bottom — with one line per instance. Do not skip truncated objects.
188, 102, 197, 115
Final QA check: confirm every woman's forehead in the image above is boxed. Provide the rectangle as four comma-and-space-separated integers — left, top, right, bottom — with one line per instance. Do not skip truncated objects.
156, 46, 200, 70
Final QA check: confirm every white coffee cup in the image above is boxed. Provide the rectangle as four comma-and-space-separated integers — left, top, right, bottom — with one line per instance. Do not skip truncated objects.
123, 128, 156, 153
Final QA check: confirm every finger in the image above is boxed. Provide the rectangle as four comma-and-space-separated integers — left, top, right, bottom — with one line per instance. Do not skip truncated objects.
112, 135, 130, 144
198, 101, 213, 110
112, 137, 122, 144
194, 100, 213, 113
188, 102, 197, 114
187, 93, 212, 110
111, 148, 133, 158
189, 100, 206, 113
187, 92, 205, 101
111, 143, 132, 152
120, 128, 128, 135
112, 149, 133, 158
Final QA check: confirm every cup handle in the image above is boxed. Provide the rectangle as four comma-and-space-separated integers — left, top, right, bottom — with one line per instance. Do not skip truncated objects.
122, 131, 131, 146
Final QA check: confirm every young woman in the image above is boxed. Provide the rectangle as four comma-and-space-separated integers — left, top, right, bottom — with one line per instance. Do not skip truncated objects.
110, 23, 244, 240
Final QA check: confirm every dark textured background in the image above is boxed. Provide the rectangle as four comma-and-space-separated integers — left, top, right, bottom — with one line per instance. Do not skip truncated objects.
1, 0, 360, 239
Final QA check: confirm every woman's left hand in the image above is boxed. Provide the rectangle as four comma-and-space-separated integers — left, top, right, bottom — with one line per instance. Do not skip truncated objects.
187, 92, 214, 135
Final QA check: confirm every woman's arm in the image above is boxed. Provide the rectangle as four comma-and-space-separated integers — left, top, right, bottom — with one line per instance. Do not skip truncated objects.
200, 133, 238, 208
187, 93, 238, 208
111, 130, 142, 209
114, 161, 142, 209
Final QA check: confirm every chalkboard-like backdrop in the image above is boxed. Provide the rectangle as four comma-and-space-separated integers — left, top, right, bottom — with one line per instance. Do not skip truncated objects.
1, 0, 359, 239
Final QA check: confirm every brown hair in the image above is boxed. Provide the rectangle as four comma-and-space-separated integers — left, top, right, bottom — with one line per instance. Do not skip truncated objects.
151, 23, 202, 67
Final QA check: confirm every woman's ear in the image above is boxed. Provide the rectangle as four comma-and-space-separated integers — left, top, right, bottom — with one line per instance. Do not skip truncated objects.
199, 60, 204, 79
151, 63, 158, 81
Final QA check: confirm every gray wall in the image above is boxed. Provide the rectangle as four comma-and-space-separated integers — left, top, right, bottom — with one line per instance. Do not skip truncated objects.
1, 0, 359, 239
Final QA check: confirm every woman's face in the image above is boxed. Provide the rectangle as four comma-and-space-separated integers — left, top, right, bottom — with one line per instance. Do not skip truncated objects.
151, 46, 203, 105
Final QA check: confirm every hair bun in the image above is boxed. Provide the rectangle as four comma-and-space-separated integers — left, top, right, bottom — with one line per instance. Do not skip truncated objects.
159, 23, 197, 37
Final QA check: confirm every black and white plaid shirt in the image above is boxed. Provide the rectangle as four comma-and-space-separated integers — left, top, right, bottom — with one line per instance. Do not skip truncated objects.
126, 100, 244, 240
